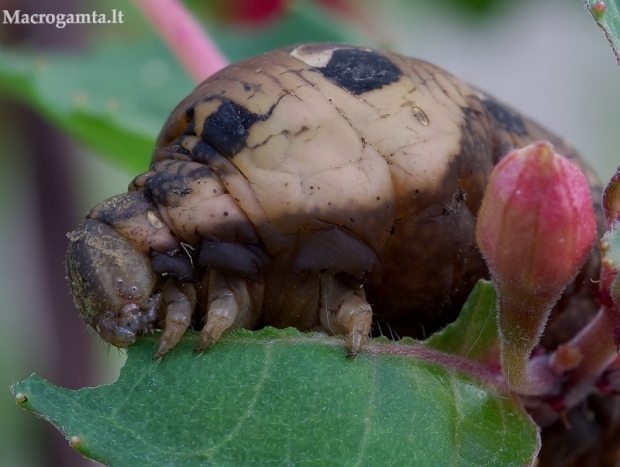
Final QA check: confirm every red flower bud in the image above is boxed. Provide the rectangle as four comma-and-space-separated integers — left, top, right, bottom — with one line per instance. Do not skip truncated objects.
477, 141, 596, 298
476, 141, 596, 394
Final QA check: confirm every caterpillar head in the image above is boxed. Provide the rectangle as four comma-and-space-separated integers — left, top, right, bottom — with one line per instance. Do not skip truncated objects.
66, 219, 158, 347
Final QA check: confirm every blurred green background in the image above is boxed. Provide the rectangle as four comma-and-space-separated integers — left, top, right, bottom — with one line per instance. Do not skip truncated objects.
1, 0, 618, 465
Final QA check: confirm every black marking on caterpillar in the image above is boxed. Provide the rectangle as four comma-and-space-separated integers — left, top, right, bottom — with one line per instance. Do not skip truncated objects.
482, 99, 528, 136
199, 97, 269, 156
316, 47, 403, 95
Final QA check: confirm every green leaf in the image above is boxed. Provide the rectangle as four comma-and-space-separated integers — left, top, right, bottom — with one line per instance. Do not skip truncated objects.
11, 327, 538, 467
426, 280, 500, 364
584, 0, 620, 67
0, 41, 194, 174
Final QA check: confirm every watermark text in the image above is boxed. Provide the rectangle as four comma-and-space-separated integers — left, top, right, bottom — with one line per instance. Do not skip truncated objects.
3, 10, 124, 29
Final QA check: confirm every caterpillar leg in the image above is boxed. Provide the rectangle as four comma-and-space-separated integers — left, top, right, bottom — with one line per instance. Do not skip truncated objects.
196, 270, 258, 351
319, 275, 372, 355
154, 281, 196, 359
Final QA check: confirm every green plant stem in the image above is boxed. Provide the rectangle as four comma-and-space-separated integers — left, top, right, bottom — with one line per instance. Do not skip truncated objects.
498, 293, 558, 396
132, 0, 228, 82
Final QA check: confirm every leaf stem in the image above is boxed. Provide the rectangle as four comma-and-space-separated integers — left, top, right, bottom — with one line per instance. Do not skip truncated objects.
132, 0, 229, 83
558, 304, 619, 407
365, 341, 508, 392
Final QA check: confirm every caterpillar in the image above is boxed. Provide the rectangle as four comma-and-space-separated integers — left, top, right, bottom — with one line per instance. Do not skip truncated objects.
66, 43, 604, 357
66, 44, 610, 465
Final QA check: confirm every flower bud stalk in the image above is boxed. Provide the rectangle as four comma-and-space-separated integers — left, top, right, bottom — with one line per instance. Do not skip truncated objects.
476, 141, 596, 395
497, 291, 559, 395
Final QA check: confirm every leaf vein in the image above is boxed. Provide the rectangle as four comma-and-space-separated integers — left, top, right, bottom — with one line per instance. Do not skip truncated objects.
200, 342, 273, 457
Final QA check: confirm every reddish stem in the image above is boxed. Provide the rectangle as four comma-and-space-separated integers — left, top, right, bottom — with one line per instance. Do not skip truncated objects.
559, 305, 619, 407
364, 341, 508, 392
132, 0, 229, 82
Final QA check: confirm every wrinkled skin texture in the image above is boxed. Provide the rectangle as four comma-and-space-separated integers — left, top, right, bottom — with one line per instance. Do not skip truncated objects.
66, 44, 614, 466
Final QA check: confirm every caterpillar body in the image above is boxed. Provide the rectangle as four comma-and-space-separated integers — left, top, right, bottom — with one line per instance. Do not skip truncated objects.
66, 44, 608, 466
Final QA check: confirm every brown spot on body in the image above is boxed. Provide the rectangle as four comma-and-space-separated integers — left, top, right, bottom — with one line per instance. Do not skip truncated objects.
412, 106, 429, 125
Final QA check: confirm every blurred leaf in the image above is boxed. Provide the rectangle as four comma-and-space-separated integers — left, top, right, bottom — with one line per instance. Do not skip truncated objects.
205, 1, 362, 62
0, 41, 194, 174
0, 1, 358, 175
426, 280, 500, 364
392, 0, 514, 19
11, 327, 539, 467
584, 0, 620, 67
445, 0, 503, 13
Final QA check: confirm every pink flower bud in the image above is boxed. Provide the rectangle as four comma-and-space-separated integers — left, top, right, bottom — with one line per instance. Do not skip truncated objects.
476, 141, 596, 394
477, 141, 596, 298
